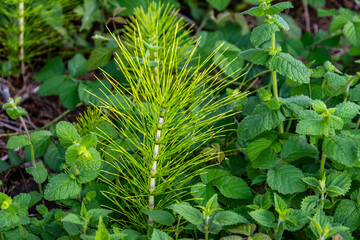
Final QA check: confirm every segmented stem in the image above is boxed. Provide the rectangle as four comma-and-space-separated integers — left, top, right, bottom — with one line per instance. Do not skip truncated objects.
19, 1, 25, 79
148, 107, 166, 225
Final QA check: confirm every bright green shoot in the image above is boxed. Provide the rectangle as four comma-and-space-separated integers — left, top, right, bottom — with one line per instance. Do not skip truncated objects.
91, 3, 247, 231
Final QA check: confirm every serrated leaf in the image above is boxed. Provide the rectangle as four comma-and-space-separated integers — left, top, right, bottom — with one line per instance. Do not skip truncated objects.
213, 211, 249, 226
343, 22, 360, 46
302, 177, 320, 188
242, 7, 265, 16
251, 192, 272, 210
250, 23, 279, 48
281, 136, 319, 161
168, 203, 202, 225
62, 213, 84, 225
201, 168, 231, 184
334, 102, 360, 123
237, 104, 285, 141
191, 183, 216, 206
141, 210, 175, 226
81, 134, 98, 148
283, 209, 308, 231
25, 161, 48, 184
7, 135, 30, 149
228, 223, 257, 236
326, 172, 352, 197
68, 54, 87, 78
266, 2, 293, 15
65, 145, 79, 164
238, 49, 270, 65
87, 47, 113, 71
301, 196, 319, 213
323, 136, 357, 167
214, 176, 252, 199
56, 121, 80, 147
44, 173, 81, 201
249, 209, 276, 228
269, 52, 310, 84
30, 130, 52, 144
330, 14, 350, 32
334, 199, 360, 231
151, 229, 174, 240
34, 57, 65, 82
273, 14, 289, 31
247, 138, 276, 169
296, 119, 324, 136
323, 72, 347, 96
267, 165, 305, 194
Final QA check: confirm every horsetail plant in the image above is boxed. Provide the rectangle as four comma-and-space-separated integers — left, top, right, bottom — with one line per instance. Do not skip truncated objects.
91, 3, 247, 231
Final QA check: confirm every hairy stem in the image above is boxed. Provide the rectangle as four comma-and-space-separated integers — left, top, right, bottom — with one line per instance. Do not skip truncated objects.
319, 153, 326, 179
271, 33, 283, 133
175, 215, 182, 240
204, 216, 210, 240
18, 222, 25, 240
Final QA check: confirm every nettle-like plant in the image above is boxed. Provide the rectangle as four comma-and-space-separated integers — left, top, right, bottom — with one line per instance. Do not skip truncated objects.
236, 0, 360, 239
93, 2, 246, 232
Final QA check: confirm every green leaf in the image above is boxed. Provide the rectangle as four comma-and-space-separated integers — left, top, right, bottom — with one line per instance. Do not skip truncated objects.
191, 183, 216, 206
214, 176, 252, 199
323, 136, 357, 167
302, 177, 320, 188
34, 57, 65, 82
59, 80, 80, 110
250, 192, 272, 210
334, 199, 360, 231
141, 210, 175, 226
206, 194, 218, 211
68, 54, 87, 78
62, 213, 84, 225
206, 0, 231, 11
95, 216, 110, 240
249, 209, 276, 228
239, 49, 271, 65
280, 136, 319, 161
228, 223, 257, 236
168, 203, 202, 225
65, 145, 79, 165
81, 134, 98, 148
311, 100, 327, 114
38, 74, 66, 96
151, 229, 174, 240
268, 52, 310, 84
201, 168, 231, 184
343, 22, 360, 46
56, 121, 80, 147
330, 14, 350, 32
323, 72, 347, 97
283, 209, 308, 231
242, 7, 265, 16
237, 105, 285, 141
213, 41, 243, 78
7, 135, 30, 149
247, 138, 277, 169
273, 193, 288, 213
301, 196, 319, 214
76, 148, 102, 172
213, 211, 249, 226
25, 161, 48, 184
80, 0, 99, 31
44, 173, 81, 201
266, 2, 293, 15
30, 130, 52, 144
334, 102, 360, 123
87, 47, 113, 71
78, 80, 112, 106
250, 23, 279, 48
296, 119, 324, 136
273, 14, 290, 31
326, 172, 352, 197
267, 165, 305, 194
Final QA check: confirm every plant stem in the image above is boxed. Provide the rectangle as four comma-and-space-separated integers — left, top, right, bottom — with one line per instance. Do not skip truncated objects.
356, 118, 360, 129
18, 222, 25, 239
319, 153, 326, 179
175, 215, 182, 240
204, 216, 210, 240
19, 0, 25, 82
271, 33, 283, 134
148, 107, 165, 225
